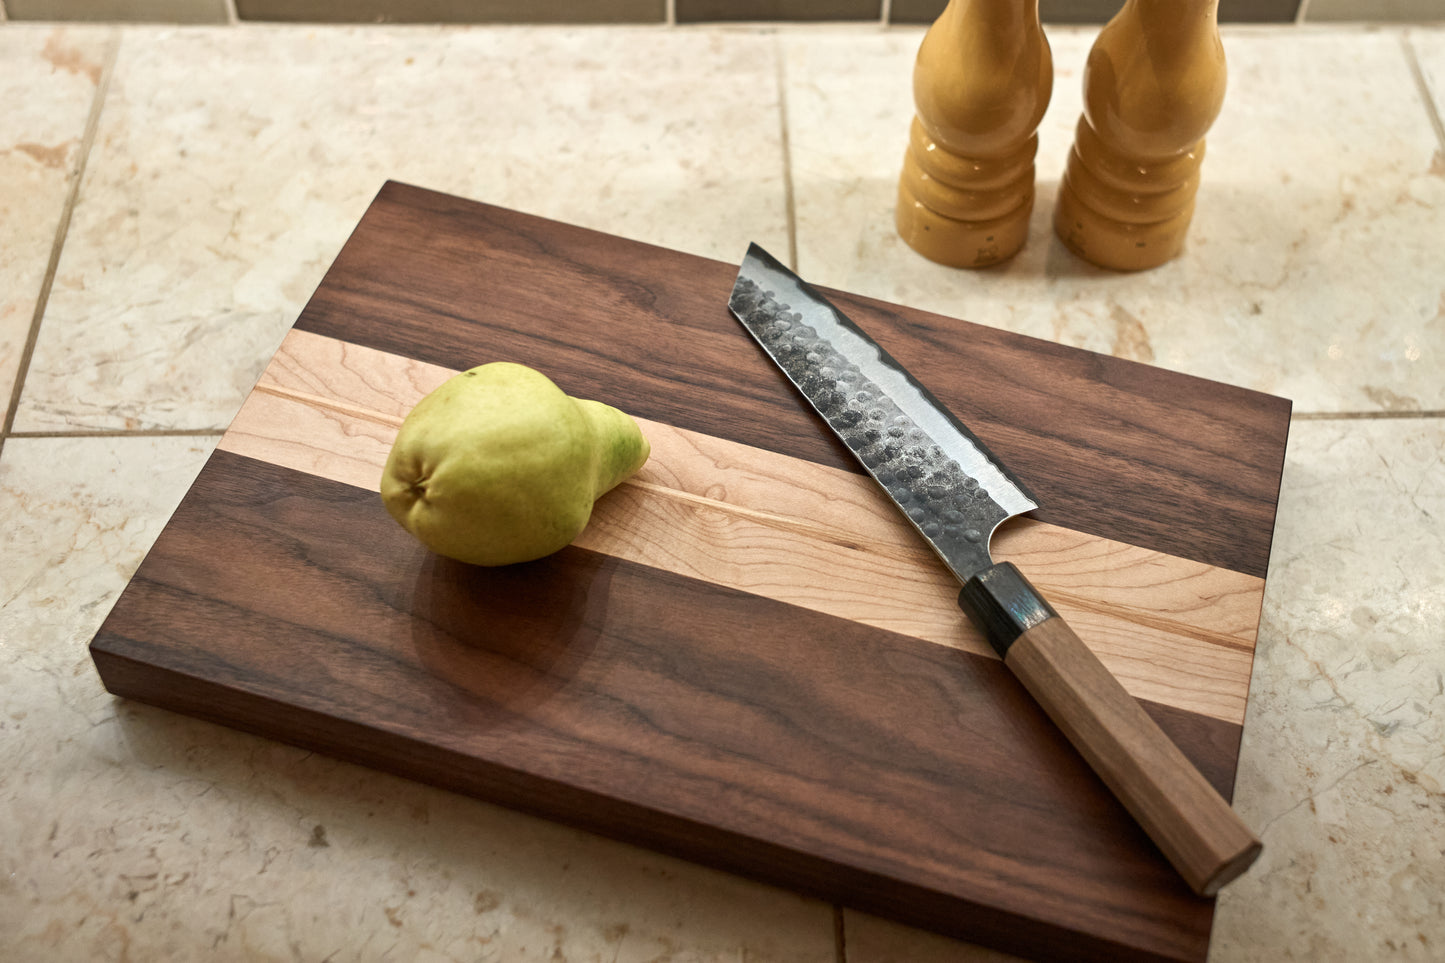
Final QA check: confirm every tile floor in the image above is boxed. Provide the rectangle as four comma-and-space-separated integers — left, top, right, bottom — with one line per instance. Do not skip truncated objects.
3, 20, 1443, 962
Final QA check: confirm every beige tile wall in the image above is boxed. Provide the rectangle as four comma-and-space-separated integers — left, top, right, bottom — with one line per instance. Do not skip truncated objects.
676, 0, 880, 22
26, 0, 1429, 24
235, 0, 667, 24
1304, 0, 1445, 21
5, 0, 228, 22
892, 0, 1304, 23
8, 0, 1438, 25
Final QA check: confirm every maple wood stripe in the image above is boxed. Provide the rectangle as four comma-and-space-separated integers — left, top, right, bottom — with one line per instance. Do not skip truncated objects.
93, 448, 1226, 962
235, 326, 1271, 656
290, 181, 1289, 580
217, 328, 1261, 725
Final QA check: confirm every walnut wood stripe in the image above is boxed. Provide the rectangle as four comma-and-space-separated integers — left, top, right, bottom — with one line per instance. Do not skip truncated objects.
218, 328, 1262, 725
292, 181, 1290, 578
91, 450, 1224, 963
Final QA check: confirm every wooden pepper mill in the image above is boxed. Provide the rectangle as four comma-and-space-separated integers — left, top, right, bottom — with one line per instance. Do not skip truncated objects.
896, 0, 1052, 269
1054, 0, 1227, 271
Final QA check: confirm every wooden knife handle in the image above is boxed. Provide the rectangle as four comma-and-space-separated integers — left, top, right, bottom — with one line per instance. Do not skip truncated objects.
960, 562, 1262, 897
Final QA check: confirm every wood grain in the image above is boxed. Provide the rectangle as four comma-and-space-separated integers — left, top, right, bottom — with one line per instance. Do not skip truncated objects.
89, 181, 1293, 963
219, 328, 1263, 724
94, 451, 1230, 963
294, 181, 1291, 579
1006, 614, 1262, 896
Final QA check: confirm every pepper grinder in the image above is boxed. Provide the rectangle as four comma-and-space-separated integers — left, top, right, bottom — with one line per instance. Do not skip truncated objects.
1054, 0, 1227, 271
896, 0, 1053, 269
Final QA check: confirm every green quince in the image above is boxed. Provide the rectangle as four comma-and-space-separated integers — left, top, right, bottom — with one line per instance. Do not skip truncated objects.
381, 362, 650, 566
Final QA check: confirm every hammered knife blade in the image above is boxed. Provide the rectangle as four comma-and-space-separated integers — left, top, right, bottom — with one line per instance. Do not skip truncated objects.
727, 243, 1261, 897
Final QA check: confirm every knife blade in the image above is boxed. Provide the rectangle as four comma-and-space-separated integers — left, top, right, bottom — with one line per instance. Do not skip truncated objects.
727, 243, 1261, 897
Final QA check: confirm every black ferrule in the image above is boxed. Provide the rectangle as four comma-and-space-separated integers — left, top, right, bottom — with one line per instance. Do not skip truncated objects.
958, 562, 1058, 658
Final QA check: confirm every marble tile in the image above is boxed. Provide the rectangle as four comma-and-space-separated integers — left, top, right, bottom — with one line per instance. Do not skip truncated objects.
0, 26, 110, 411
843, 910, 1027, 962
1211, 417, 1445, 961
840, 416, 1445, 962
1410, 26, 1445, 115
783, 27, 1445, 414
0, 435, 836, 961
14, 25, 789, 433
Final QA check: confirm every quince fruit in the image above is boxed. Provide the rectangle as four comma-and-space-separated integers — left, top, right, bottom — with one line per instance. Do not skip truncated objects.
381, 362, 649, 566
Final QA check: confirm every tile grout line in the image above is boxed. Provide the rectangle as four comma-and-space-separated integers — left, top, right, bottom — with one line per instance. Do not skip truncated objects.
0, 25, 1431, 459
832, 905, 847, 963
1401, 31, 1445, 153
0, 30, 120, 458
774, 35, 799, 272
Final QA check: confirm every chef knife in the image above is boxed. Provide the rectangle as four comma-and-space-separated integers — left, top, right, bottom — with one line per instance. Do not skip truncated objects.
727, 243, 1262, 897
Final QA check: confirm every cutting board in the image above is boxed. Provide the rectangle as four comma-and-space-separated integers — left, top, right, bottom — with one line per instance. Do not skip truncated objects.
90, 181, 1291, 963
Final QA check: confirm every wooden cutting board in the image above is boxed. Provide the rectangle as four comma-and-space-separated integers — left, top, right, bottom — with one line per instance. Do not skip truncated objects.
90, 181, 1292, 963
